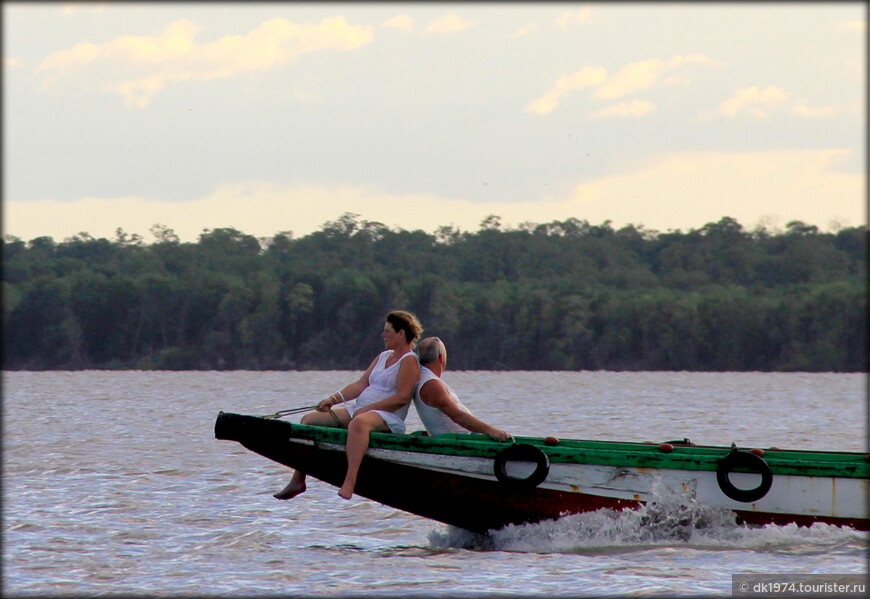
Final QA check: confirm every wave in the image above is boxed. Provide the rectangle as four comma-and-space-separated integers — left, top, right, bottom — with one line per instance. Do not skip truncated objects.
428, 482, 867, 554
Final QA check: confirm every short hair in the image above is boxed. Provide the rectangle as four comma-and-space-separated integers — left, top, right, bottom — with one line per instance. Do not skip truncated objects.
386, 310, 424, 346
417, 337, 444, 365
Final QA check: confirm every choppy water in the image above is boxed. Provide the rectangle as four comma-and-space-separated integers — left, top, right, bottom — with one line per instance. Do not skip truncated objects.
3, 371, 867, 596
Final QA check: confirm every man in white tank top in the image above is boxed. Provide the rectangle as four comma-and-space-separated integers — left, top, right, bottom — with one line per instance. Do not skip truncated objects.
413, 337, 511, 441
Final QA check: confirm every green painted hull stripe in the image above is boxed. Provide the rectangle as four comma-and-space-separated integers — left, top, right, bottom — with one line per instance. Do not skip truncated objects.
282, 422, 869, 479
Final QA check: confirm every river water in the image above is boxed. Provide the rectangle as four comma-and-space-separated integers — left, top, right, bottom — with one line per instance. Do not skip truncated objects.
3, 371, 867, 596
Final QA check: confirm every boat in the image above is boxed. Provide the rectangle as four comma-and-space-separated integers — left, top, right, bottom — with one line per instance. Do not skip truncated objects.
214, 411, 869, 533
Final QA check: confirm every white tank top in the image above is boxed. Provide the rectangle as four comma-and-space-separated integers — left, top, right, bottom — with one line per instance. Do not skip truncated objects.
350, 350, 416, 422
413, 366, 473, 435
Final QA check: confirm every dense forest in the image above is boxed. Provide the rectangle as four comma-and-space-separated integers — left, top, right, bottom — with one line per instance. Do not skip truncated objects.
2, 214, 866, 372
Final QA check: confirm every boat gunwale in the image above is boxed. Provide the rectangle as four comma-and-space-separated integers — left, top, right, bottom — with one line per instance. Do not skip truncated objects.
223, 414, 870, 479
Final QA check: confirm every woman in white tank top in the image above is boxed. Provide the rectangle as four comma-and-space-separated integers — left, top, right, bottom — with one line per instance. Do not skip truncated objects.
274, 311, 423, 502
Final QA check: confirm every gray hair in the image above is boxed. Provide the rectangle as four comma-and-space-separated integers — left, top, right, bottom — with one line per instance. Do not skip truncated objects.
417, 337, 444, 365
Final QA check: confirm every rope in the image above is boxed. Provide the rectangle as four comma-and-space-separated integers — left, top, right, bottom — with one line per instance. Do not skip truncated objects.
260, 405, 344, 427
260, 405, 318, 419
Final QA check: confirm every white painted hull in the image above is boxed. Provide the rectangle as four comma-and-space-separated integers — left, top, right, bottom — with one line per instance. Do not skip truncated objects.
360, 444, 869, 525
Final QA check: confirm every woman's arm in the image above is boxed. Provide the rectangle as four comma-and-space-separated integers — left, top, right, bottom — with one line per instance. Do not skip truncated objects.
352, 356, 419, 415
316, 356, 378, 411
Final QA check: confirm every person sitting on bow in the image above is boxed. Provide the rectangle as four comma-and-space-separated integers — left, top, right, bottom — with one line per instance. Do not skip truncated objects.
274, 310, 423, 501
413, 336, 511, 441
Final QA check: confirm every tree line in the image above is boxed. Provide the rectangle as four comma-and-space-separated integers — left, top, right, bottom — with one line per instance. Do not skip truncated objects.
2, 214, 865, 372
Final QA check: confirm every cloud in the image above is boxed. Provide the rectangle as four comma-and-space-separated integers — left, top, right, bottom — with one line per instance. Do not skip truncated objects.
592, 59, 663, 99
837, 20, 866, 32
666, 54, 722, 69
292, 89, 322, 104
5, 149, 861, 244
4, 182, 524, 243
588, 100, 657, 118
383, 14, 414, 33
34, 16, 374, 109
791, 103, 835, 118
5, 57, 21, 68
511, 23, 539, 38
716, 85, 791, 117
525, 55, 716, 115
554, 9, 592, 30
62, 3, 106, 15
424, 13, 474, 35
709, 85, 837, 120
561, 149, 862, 231
553, 8, 591, 31
524, 66, 607, 114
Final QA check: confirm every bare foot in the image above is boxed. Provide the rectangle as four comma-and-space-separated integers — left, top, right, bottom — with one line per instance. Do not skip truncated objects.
273, 480, 306, 500
337, 485, 353, 500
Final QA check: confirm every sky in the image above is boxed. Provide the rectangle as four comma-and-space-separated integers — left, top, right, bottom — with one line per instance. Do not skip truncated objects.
3, 2, 866, 243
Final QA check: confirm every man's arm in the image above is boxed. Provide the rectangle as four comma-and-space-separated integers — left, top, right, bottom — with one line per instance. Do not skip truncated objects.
421, 380, 512, 441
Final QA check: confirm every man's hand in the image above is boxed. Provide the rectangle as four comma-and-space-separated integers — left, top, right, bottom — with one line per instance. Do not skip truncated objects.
489, 428, 513, 442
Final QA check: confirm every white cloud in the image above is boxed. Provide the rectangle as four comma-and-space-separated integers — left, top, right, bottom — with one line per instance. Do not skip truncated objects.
5, 149, 862, 244
554, 9, 592, 30
561, 149, 862, 231
62, 3, 106, 15
526, 55, 717, 115
589, 100, 657, 118
292, 89, 321, 104
511, 23, 539, 38
4, 57, 21, 68
791, 103, 835, 118
717, 85, 791, 117
383, 14, 414, 33
708, 86, 838, 120
837, 20, 866, 32
3, 182, 518, 243
524, 66, 607, 114
662, 75, 690, 87
34, 16, 374, 109
666, 54, 722, 69
424, 13, 474, 35
592, 59, 663, 99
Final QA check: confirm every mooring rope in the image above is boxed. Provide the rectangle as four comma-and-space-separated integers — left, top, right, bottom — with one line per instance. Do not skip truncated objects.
260, 404, 343, 427
260, 405, 318, 419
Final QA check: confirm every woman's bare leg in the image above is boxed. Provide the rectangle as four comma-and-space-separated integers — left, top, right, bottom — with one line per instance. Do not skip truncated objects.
273, 469, 308, 500
338, 412, 389, 500
274, 409, 350, 500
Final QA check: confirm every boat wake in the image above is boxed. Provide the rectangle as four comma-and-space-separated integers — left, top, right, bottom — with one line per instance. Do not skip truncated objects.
427, 482, 867, 554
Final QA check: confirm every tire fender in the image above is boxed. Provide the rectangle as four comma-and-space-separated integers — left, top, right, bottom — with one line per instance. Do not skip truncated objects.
716, 449, 773, 502
494, 444, 550, 488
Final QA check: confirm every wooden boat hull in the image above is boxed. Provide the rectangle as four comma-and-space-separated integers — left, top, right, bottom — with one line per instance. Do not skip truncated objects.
214, 412, 869, 533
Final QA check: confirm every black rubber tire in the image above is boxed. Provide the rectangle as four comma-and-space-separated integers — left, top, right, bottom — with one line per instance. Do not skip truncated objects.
716, 450, 773, 503
494, 444, 550, 488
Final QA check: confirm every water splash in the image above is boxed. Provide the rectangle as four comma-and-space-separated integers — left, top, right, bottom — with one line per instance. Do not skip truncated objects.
428, 480, 867, 554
